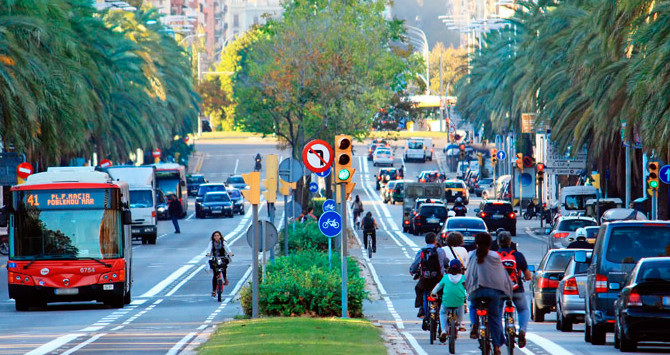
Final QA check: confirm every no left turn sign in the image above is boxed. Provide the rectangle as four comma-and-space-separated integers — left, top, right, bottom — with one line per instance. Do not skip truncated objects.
302, 139, 334, 173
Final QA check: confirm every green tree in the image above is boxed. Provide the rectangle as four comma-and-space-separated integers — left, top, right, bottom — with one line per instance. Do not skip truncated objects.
429, 43, 466, 96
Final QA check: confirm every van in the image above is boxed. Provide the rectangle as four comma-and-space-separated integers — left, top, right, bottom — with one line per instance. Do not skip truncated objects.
559, 185, 598, 217
577, 221, 670, 344
403, 138, 426, 162
105, 166, 158, 244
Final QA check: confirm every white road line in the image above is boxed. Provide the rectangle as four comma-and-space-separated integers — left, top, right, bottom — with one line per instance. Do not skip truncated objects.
140, 265, 193, 298
526, 333, 573, 355
524, 227, 547, 243
401, 331, 428, 355
60, 333, 106, 355
165, 332, 197, 355
166, 264, 205, 296
234, 159, 239, 174
25, 333, 84, 355
186, 212, 195, 220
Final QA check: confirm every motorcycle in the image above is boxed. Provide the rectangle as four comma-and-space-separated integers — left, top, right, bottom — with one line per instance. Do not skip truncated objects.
452, 205, 467, 217
254, 159, 262, 172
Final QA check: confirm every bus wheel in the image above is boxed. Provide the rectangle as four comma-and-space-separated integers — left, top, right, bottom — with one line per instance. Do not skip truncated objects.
149, 234, 157, 245
106, 295, 125, 309
124, 290, 131, 305
15, 299, 30, 311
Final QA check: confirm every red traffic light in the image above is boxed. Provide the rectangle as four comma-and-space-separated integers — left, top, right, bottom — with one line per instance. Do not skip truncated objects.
459, 144, 465, 151
536, 163, 545, 172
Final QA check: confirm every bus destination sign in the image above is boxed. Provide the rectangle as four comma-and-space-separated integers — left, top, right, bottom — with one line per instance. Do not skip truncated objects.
23, 190, 109, 210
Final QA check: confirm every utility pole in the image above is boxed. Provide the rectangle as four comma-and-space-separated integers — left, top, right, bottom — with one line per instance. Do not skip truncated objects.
439, 53, 444, 133
241, 172, 261, 318
625, 145, 631, 207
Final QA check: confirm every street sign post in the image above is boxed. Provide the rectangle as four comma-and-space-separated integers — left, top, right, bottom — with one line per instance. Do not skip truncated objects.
302, 140, 334, 173
99, 159, 112, 168
322, 199, 336, 212
16, 162, 33, 180
660, 165, 670, 185
246, 220, 279, 282
309, 182, 318, 193
316, 167, 331, 178
278, 158, 303, 183
496, 150, 506, 161
319, 210, 342, 269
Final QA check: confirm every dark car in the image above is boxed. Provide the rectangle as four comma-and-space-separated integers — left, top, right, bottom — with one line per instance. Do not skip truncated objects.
225, 175, 247, 190
404, 197, 443, 232
614, 257, 670, 352
367, 139, 388, 160
439, 217, 488, 251
475, 200, 517, 236
417, 170, 441, 183
196, 192, 234, 218
186, 174, 207, 196
530, 248, 584, 322
155, 189, 170, 220
376, 168, 399, 190
227, 188, 245, 215
410, 203, 448, 235
383, 180, 405, 204
580, 221, 670, 345
556, 251, 592, 332
196, 183, 227, 215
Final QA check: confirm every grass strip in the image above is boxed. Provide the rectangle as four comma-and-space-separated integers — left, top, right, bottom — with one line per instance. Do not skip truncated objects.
198, 317, 386, 354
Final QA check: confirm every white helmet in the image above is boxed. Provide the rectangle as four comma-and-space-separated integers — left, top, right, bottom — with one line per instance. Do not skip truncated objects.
575, 228, 588, 240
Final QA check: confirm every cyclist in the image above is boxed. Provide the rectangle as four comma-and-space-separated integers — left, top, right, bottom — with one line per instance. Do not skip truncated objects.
567, 228, 593, 249
410, 233, 448, 323
206, 231, 234, 296
496, 231, 531, 348
464, 232, 513, 355
361, 212, 378, 253
452, 197, 467, 216
490, 228, 517, 251
431, 259, 466, 343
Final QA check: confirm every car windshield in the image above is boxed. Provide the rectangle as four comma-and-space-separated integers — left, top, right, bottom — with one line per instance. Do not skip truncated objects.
380, 169, 396, 176
199, 185, 225, 195
585, 227, 599, 239
420, 206, 447, 217
478, 178, 493, 185
545, 251, 577, 271
445, 182, 462, 188
565, 194, 597, 210
376, 149, 391, 155
228, 177, 245, 184
408, 141, 423, 149
557, 219, 597, 231
574, 261, 590, 274
636, 261, 670, 283
204, 193, 230, 202
129, 190, 153, 208
606, 226, 670, 263
447, 219, 486, 230
157, 179, 178, 196
483, 203, 513, 213
187, 176, 205, 184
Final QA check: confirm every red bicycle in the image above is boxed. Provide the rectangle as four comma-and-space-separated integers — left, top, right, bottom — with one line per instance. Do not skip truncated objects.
209, 256, 229, 302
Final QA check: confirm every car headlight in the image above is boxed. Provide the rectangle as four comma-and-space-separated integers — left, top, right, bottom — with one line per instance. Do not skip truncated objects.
158, 207, 166, 212
202, 206, 211, 211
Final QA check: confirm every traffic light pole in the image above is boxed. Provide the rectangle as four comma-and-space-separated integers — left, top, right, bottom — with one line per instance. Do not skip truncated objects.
284, 194, 289, 255
339, 182, 348, 318
652, 188, 658, 220
251, 203, 259, 318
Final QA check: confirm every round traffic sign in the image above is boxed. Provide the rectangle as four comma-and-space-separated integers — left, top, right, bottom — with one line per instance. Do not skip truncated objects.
318, 210, 342, 238
99, 159, 112, 168
309, 182, 319, 193
523, 156, 534, 169
322, 199, 336, 212
315, 167, 331, 178
302, 140, 334, 173
152, 149, 161, 158
16, 162, 33, 179
519, 173, 533, 187
660, 165, 670, 184
496, 150, 507, 161
246, 220, 278, 252
278, 158, 304, 183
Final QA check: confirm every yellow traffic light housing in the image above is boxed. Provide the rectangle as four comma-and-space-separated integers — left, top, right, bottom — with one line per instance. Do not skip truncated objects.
345, 182, 356, 200
648, 162, 660, 189
335, 135, 353, 183
262, 155, 278, 203
536, 163, 545, 183
278, 180, 296, 196
516, 153, 523, 170
241, 172, 261, 205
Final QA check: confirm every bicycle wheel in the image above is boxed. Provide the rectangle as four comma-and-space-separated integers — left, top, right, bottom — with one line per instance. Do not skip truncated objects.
478, 317, 490, 355
429, 312, 437, 344
367, 235, 373, 259
506, 315, 515, 355
448, 312, 456, 354
217, 273, 223, 302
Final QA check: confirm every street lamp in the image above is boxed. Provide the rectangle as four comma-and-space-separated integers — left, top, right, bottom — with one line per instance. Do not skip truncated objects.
405, 25, 430, 94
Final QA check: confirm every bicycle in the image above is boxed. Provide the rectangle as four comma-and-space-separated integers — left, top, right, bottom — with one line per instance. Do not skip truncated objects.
503, 299, 516, 355
476, 298, 492, 355
444, 306, 459, 354
322, 219, 340, 229
209, 256, 229, 302
426, 294, 441, 344
363, 229, 375, 259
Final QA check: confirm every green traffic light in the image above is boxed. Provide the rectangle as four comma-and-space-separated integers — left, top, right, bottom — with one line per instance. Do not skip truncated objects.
650, 180, 659, 188
338, 168, 350, 181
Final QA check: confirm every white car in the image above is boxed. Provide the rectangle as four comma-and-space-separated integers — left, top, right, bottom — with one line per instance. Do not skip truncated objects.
373, 147, 394, 166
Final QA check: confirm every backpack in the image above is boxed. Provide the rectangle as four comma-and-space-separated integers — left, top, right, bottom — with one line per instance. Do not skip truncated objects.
362, 216, 375, 230
498, 250, 521, 290
419, 247, 442, 279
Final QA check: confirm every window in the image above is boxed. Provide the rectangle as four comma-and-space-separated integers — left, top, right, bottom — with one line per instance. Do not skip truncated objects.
557, 219, 597, 231
420, 206, 447, 218
545, 251, 577, 271
204, 193, 230, 202
606, 226, 670, 263
564, 194, 597, 210
636, 261, 670, 282
447, 218, 486, 230
233, 14, 239, 27
483, 203, 513, 213
407, 141, 423, 149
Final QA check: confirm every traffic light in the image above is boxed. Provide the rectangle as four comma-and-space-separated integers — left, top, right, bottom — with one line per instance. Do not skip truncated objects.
262, 154, 278, 203
335, 135, 353, 183
491, 156, 498, 165
459, 144, 466, 160
516, 153, 523, 170
345, 182, 356, 200
278, 180, 296, 196
241, 172, 261, 205
536, 163, 545, 183
648, 161, 660, 189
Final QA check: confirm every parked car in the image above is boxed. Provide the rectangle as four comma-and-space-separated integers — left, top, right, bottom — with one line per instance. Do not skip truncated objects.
225, 175, 247, 190
227, 188, 245, 215
411, 203, 448, 235
186, 174, 207, 196
444, 179, 469, 204
548, 216, 598, 249
372, 147, 394, 166
439, 217, 488, 251
580, 221, 670, 345
196, 191, 234, 218
614, 257, 670, 352
376, 168, 399, 190
474, 178, 494, 197
530, 248, 585, 322
417, 170, 441, 183
556, 251, 592, 331
475, 200, 516, 236
382, 180, 405, 204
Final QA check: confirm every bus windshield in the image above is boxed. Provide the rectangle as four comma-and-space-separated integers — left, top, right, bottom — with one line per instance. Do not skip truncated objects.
130, 190, 153, 208
157, 179, 178, 197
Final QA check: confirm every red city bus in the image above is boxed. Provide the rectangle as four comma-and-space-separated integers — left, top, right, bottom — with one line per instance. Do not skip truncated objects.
3, 167, 133, 311
154, 163, 188, 218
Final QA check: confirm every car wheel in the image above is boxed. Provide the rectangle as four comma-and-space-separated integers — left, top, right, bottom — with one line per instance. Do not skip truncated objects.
590, 323, 607, 345
532, 299, 545, 322
560, 314, 573, 332
149, 234, 157, 245
373, 162, 377, 166
511, 227, 517, 236
585, 321, 592, 342
239, 208, 245, 215
614, 322, 621, 349
556, 308, 562, 330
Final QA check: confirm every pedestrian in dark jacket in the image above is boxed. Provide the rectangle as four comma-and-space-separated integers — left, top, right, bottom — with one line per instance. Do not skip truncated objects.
168, 194, 182, 234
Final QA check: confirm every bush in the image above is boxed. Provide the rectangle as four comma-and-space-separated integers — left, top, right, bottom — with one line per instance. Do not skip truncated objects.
240, 250, 367, 318
310, 197, 326, 217
278, 220, 329, 253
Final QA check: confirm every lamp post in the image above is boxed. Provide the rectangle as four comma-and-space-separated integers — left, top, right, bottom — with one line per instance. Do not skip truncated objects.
405, 25, 430, 94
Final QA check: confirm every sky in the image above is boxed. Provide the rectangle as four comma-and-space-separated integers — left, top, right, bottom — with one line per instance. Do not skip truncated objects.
391, 0, 461, 49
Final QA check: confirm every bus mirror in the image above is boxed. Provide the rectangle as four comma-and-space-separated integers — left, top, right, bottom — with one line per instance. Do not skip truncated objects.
122, 210, 132, 225
180, 180, 186, 186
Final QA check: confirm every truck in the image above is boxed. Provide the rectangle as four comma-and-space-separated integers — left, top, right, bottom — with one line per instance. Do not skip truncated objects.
105, 166, 158, 244
558, 185, 598, 218
402, 182, 444, 232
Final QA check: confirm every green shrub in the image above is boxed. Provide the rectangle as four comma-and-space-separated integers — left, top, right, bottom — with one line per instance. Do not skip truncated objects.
310, 197, 326, 217
240, 250, 367, 318
278, 220, 329, 253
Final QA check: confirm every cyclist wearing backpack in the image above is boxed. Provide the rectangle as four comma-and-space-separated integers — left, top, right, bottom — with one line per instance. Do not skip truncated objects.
361, 212, 378, 253
410, 232, 447, 325
496, 231, 532, 348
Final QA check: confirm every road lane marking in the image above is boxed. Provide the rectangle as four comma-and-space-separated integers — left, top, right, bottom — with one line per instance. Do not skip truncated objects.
60, 333, 106, 355
140, 265, 193, 298
166, 264, 206, 296
401, 331, 428, 355
234, 159, 239, 174
165, 332, 197, 355
525, 332, 573, 354
25, 333, 84, 355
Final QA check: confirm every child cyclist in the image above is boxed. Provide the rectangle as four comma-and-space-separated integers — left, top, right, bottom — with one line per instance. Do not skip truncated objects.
431, 259, 466, 343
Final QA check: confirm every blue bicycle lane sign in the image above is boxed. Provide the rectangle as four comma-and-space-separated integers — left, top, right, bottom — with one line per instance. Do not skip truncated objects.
318, 210, 342, 237
322, 199, 336, 212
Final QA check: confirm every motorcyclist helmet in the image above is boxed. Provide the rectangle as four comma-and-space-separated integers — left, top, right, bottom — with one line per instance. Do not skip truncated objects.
575, 228, 588, 241
496, 227, 506, 235
455, 197, 463, 204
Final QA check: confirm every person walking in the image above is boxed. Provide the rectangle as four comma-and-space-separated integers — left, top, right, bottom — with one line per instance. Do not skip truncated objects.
465, 232, 513, 355
206, 231, 234, 295
168, 194, 182, 234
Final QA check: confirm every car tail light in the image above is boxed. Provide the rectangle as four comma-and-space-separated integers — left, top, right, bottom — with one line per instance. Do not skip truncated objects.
424, 146, 426, 151
539, 277, 559, 289
413, 211, 417, 215
508, 212, 515, 219
152, 211, 156, 218
553, 232, 569, 239
480, 212, 487, 218
563, 277, 579, 295
628, 290, 642, 306
476, 309, 487, 316
595, 274, 608, 293
404, 220, 410, 225
420, 179, 426, 182
416, 221, 422, 225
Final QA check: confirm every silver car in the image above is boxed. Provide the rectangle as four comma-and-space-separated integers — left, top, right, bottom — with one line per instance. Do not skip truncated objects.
548, 216, 597, 249
555, 251, 592, 332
